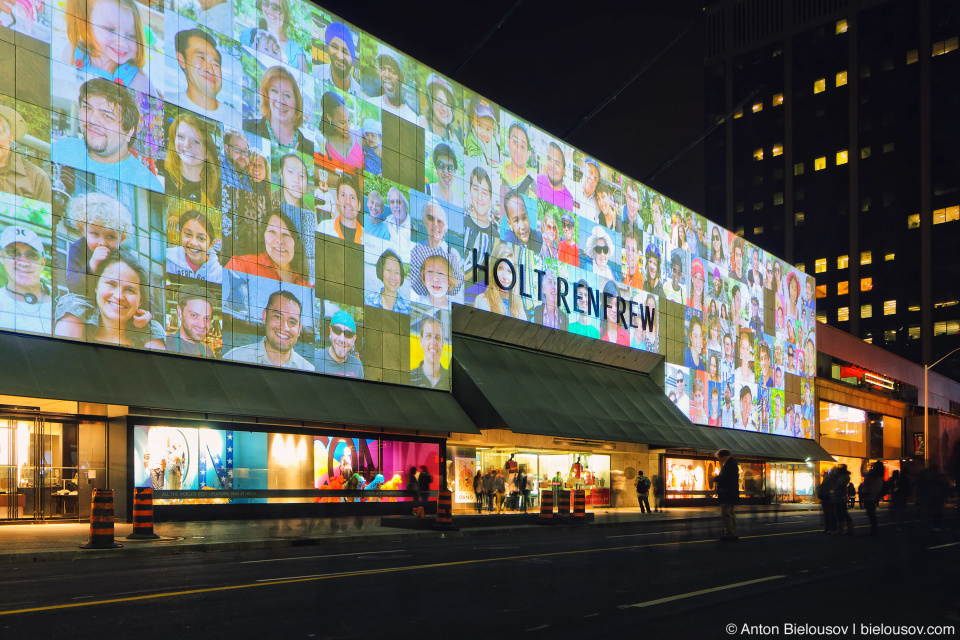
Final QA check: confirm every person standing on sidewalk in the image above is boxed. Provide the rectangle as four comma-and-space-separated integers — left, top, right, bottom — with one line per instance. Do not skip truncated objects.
635, 470, 651, 514
473, 470, 483, 513
417, 465, 432, 511
861, 461, 885, 536
652, 474, 666, 512
713, 449, 740, 541
482, 467, 496, 512
831, 464, 854, 535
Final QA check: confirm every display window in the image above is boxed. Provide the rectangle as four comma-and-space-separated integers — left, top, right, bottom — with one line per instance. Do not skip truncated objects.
133, 423, 440, 505
665, 456, 766, 498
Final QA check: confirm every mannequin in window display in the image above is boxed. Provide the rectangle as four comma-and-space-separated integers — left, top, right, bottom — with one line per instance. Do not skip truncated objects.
340, 446, 353, 479
570, 456, 584, 490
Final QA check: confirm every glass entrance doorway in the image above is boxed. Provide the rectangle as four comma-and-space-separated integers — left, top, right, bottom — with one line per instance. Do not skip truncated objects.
0, 416, 79, 521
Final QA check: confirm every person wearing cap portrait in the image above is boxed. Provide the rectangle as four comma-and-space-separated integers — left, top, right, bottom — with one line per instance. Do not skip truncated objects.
409, 315, 449, 389
0, 105, 51, 202
419, 73, 459, 141
410, 244, 462, 310
558, 211, 579, 267
316, 22, 361, 98
0, 225, 52, 334
463, 97, 500, 168
371, 48, 417, 123
317, 308, 363, 378
361, 119, 382, 176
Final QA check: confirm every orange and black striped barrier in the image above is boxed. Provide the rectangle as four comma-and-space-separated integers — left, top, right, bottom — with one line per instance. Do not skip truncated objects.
539, 490, 554, 523
80, 488, 122, 549
126, 487, 160, 540
572, 490, 586, 522
432, 489, 458, 530
558, 490, 571, 516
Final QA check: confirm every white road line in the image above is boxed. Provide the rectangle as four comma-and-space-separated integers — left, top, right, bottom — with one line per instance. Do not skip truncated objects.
241, 550, 407, 564
619, 575, 786, 609
606, 532, 667, 539
927, 542, 960, 550
525, 625, 550, 631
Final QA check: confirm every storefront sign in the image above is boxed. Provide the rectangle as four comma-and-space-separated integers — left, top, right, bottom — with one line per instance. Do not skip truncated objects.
471, 250, 656, 331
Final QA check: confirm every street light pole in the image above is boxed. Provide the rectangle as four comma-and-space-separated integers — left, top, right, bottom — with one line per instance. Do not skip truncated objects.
923, 346, 960, 467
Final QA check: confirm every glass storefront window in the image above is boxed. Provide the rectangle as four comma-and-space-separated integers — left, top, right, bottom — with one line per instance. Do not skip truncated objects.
473, 449, 611, 508
819, 402, 866, 442
134, 424, 440, 505
665, 457, 766, 498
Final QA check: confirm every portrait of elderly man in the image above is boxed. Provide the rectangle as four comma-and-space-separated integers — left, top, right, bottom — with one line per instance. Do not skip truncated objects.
0, 225, 52, 334
171, 29, 241, 129
0, 105, 51, 202
410, 314, 449, 389
316, 22, 361, 98
573, 157, 599, 223
51, 78, 162, 192
223, 289, 314, 370
317, 309, 363, 378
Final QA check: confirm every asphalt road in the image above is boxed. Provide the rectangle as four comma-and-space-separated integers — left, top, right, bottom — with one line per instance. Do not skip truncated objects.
1, 509, 957, 639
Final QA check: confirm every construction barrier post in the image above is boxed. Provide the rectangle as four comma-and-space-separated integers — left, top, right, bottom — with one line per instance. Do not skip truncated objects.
558, 490, 571, 516
80, 488, 122, 549
572, 490, 586, 522
432, 489, 459, 530
539, 490, 554, 523
126, 487, 161, 540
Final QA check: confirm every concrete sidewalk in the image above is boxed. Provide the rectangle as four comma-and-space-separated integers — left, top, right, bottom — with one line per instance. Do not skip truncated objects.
0, 503, 820, 564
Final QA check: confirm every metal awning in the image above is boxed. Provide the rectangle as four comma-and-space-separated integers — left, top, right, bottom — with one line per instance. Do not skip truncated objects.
0, 331, 479, 434
452, 335, 834, 462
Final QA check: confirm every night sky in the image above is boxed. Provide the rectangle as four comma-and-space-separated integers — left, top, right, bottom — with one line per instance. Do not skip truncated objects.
313, 0, 708, 214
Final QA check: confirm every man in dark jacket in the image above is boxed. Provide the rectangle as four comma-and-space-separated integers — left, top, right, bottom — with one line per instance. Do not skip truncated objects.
714, 449, 740, 541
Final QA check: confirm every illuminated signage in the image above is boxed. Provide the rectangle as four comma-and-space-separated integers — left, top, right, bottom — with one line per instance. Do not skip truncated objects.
0, 0, 815, 437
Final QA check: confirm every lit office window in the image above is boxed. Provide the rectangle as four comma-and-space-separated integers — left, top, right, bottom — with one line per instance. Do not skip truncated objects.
883, 300, 896, 315
935, 300, 959, 308
860, 251, 872, 265
753, 148, 764, 161
883, 142, 895, 153
772, 93, 784, 106
836, 19, 848, 34
816, 285, 827, 299
794, 162, 805, 175
796, 263, 806, 273
795, 212, 805, 225
815, 156, 827, 170
884, 330, 897, 343
861, 197, 871, 212
836, 71, 848, 87
906, 49, 919, 64
752, 102, 763, 113
753, 226, 764, 235
837, 255, 849, 269
934, 321, 960, 336
933, 206, 959, 224
861, 305, 872, 318
861, 146, 871, 159
814, 78, 826, 93
773, 192, 784, 205
908, 305, 921, 312
772, 144, 783, 157
838, 307, 850, 322
734, 108, 743, 119
836, 150, 849, 165
753, 202, 764, 211
818, 313, 828, 324
861, 277, 873, 291
933, 37, 959, 56
815, 258, 827, 273
838, 281, 849, 295
908, 326, 920, 339
907, 214, 920, 228
884, 252, 895, 261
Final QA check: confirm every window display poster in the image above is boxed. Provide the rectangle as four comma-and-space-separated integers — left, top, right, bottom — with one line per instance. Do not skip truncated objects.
452, 455, 477, 504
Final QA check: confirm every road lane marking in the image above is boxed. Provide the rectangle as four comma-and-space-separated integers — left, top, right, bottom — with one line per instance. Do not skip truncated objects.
618, 575, 786, 609
928, 542, 960, 550
525, 625, 549, 631
240, 550, 407, 564
606, 532, 666, 539
0, 527, 827, 617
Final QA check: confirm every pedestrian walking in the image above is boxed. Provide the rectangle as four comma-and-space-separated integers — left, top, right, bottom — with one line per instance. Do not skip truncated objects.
917, 464, 950, 532
518, 468, 531, 513
832, 464, 854, 535
406, 466, 420, 514
494, 469, 506, 514
890, 469, 911, 528
635, 470, 651, 514
482, 467, 495, 511
861, 461, 885, 536
417, 465, 432, 510
652, 474, 666, 512
473, 470, 483, 513
713, 449, 740, 541
818, 467, 838, 533
847, 480, 856, 509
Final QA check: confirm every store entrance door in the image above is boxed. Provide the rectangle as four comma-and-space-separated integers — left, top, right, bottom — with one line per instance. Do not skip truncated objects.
0, 416, 79, 521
